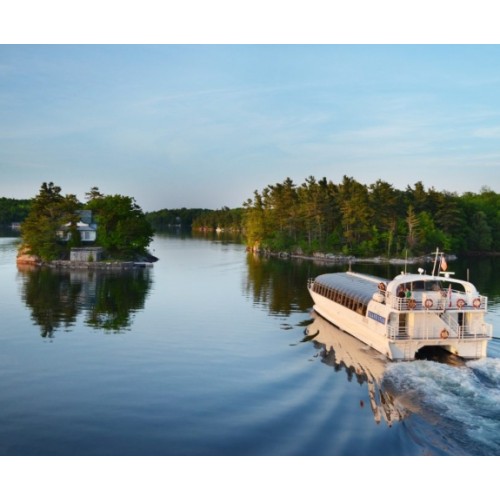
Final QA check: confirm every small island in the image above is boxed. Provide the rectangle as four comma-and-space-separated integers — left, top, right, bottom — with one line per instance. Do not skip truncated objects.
17, 182, 157, 268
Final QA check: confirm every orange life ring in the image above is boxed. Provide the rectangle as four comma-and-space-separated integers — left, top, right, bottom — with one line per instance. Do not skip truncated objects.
440, 329, 449, 339
473, 298, 481, 309
457, 298, 466, 309
424, 298, 433, 309
407, 298, 417, 309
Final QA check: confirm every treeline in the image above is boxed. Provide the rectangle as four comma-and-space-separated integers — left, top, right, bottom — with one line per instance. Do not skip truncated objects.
0, 197, 31, 225
146, 208, 214, 229
243, 176, 500, 256
192, 207, 244, 232
146, 207, 243, 232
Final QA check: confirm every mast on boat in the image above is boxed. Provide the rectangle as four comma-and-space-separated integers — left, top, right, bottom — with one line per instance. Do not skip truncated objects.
431, 247, 441, 277
431, 247, 454, 279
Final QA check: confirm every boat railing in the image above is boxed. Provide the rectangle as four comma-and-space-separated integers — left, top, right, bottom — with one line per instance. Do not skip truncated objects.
387, 322, 492, 341
440, 311, 461, 334
386, 291, 487, 312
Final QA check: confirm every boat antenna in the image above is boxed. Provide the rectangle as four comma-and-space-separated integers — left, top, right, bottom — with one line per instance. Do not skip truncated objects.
431, 247, 440, 277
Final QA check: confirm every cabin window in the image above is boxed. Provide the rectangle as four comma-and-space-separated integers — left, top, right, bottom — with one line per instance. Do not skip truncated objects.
425, 281, 442, 292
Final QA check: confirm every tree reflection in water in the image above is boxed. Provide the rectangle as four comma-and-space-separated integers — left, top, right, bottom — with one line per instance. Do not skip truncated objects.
18, 265, 152, 337
244, 252, 316, 315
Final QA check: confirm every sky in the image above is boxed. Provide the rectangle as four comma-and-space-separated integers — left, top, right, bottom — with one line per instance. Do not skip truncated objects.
1, 43, 500, 212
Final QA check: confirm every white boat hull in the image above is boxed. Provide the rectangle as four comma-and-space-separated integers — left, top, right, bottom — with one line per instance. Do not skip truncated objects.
309, 281, 491, 361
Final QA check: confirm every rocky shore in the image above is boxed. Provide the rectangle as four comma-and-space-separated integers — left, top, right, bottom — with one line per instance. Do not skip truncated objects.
16, 244, 157, 269
248, 247, 457, 266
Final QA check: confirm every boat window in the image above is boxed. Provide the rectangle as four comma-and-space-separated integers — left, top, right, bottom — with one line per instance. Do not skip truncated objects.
425, 281, 442, 291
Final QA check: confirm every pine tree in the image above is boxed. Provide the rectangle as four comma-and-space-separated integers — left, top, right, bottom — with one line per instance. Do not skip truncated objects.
21, 182, 80, 261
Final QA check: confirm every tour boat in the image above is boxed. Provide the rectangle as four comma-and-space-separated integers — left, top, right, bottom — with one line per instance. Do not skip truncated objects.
307, 251, 493, 361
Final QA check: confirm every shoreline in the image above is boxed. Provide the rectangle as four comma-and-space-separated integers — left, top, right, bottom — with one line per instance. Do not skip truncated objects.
16, 259, 154, 270
249, 248, 458, 266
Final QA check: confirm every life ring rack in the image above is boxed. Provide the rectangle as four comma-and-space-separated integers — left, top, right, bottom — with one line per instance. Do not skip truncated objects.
440, 329, 449, 339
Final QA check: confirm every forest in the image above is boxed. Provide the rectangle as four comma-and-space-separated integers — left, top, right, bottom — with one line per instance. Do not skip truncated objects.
0, 197, 31, 225
145, 175, 500, 257
242, 176, 500, 257
4, 175, 500, 258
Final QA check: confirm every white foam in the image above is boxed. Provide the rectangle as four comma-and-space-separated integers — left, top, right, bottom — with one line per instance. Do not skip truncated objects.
383, 358, 500, 455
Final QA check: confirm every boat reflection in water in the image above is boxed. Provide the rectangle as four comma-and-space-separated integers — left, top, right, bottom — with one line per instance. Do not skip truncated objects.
17, 264, 152, 337
305, 311, 407, 426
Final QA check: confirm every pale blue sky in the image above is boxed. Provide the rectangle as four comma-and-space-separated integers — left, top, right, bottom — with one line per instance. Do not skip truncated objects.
1, 44, 500, 211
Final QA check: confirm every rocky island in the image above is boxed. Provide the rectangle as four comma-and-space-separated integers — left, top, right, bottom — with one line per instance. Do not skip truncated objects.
17, 183, 157, 268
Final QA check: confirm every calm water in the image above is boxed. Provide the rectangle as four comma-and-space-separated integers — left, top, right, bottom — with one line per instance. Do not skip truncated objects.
1, 232, 500, 456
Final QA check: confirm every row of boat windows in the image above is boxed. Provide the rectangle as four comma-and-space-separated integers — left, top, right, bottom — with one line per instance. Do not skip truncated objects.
313, 282, 368, 316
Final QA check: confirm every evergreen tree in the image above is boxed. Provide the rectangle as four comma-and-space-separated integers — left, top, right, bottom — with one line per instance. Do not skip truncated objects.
86, 193, 154, 259
21, 182, 80, 261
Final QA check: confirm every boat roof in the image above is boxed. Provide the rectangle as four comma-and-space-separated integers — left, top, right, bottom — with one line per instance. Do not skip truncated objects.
386, 273, 478, 294
315, 272, 382, 304
315, 271, 479, 300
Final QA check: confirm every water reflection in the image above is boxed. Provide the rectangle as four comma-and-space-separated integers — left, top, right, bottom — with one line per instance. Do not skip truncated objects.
245, 252, 500, 318
244, 253, 314, 315
18, 265, 152, 337
305, 312, 407, 426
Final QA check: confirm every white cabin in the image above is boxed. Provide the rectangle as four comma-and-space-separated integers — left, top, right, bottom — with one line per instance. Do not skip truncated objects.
308, 269, 492, 361
58, 210, 97, 243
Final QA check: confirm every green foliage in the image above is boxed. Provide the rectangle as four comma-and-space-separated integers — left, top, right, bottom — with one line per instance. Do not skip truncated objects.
0, 197, 31, 225
191, 206, 243, 232
146, 208, 214, 229
21, 182, 81, 261
146, 207, 244, 233
86, 194, 154, 259
243, 177, 500, 256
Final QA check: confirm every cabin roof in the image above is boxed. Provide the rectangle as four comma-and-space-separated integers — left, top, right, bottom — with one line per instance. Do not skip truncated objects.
315, 272, 382, 304
386, 273, 477, 294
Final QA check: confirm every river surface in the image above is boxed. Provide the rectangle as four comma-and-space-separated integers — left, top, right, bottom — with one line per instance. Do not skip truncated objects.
1, 232, 499, 456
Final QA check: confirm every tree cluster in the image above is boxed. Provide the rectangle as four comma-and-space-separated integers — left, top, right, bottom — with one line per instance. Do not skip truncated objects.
0, 197, 32, 225
86, 187, 155, 259
191, 206, 243, 232
243, 176, 500, 256
146, 206, 244, 232
20, 183, 154, 262
146, 208, 214, 229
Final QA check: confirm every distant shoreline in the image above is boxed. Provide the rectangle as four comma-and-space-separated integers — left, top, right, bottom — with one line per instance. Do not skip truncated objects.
248, 248, 459, 266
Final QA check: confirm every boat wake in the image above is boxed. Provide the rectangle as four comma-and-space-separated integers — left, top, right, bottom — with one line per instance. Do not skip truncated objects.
382, 357, 500, 455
